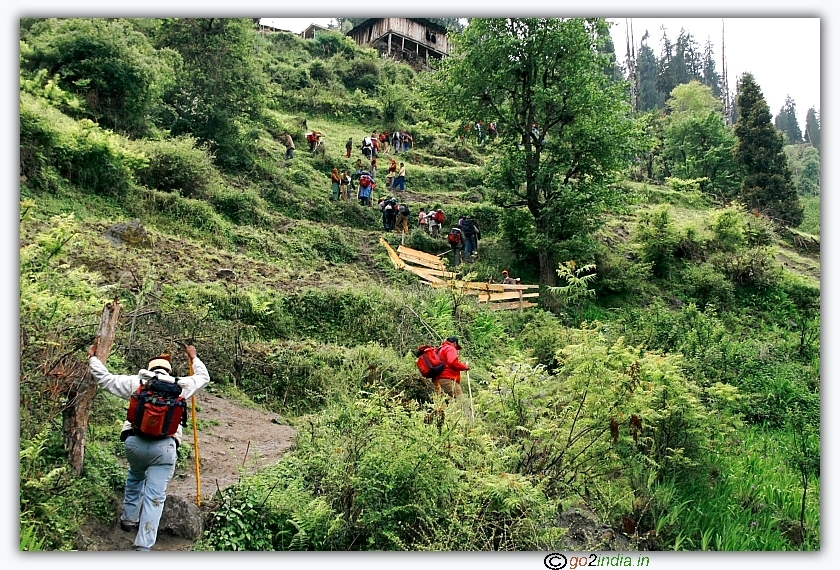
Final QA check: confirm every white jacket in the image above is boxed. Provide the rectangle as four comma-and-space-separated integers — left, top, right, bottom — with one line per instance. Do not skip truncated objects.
89, 355, 211, 445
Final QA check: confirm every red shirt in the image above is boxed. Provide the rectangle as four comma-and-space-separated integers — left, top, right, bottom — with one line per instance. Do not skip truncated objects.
437, 341, 469, 381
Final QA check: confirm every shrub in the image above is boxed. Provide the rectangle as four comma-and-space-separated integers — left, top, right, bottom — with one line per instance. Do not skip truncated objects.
710, 247, 781, 289
635, 206, 679, 278
133, 135, 217, 198
211, 188, 270, 227
680, 264, 735, 308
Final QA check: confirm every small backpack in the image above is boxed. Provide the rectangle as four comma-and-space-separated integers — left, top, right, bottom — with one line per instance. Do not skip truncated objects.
447, 227, 462, 245
460, 218, 476, 236
434, 210, 445, 224
416, 345, 445, 379
399, 204, 409, 216
126, 376, 188, 438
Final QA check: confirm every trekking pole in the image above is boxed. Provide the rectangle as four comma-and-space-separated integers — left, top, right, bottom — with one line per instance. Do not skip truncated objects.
190, 356, 202, 506
466, 366, 475, 423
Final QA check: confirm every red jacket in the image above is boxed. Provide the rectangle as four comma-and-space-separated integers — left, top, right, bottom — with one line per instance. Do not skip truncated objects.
437, 341, 469, 382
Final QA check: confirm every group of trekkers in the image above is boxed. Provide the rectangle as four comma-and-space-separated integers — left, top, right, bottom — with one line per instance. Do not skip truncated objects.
330, 157, 406, 205
348, 130, 414, 160
459, 120, 498, 146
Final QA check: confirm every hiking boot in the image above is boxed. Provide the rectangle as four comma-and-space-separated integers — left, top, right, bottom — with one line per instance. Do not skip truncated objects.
120, 519, 139, 533
133, 546, 151, 551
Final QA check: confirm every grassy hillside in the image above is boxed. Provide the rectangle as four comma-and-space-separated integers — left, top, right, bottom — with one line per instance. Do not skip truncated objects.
19, 19, 820, 552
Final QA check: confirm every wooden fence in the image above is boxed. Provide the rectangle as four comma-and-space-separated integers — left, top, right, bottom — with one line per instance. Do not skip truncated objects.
380, 238, 540, 311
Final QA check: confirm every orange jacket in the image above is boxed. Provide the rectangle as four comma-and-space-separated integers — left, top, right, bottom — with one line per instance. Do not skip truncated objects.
437, 341, 469, 382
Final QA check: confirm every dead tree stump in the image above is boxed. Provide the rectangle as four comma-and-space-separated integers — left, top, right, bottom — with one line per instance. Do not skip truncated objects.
63, 299, 121, 475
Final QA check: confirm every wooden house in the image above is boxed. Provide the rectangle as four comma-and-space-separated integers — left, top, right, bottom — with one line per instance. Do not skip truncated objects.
300, 23, 329, 40
347, 18, 451, 67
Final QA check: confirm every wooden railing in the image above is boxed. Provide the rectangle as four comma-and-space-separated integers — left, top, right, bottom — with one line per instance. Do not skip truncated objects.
380, 238, 540, 311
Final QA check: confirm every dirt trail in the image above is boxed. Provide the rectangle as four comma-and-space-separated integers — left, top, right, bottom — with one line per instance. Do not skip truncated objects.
79, 390, 297, 551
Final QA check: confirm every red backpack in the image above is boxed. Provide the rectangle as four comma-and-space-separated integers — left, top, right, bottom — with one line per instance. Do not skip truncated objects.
416, 345, 445, 379
447, 227, 462, 246
126, 377, 188, 438
434, 210, 445, 224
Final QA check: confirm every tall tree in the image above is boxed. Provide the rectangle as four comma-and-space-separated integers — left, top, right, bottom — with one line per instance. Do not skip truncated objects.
734, 73, 803, 226
656, 26, 677, 102
427, 18, 643, 285
637, 31, 662, 111
804, 107, 820, 152
156, 18, 268, 172
701, 38, 722, 97
662, 81, 739, 197
774, 95, 803, 144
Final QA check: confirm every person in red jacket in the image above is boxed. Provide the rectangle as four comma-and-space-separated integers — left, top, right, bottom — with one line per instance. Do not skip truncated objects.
436, 336, 470, 397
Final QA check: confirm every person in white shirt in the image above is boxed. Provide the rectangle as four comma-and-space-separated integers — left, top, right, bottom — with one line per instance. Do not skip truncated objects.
88, 340, 210, 551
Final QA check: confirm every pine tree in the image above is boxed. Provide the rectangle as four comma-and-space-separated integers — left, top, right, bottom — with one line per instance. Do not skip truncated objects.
656, 27, 677, 103
774, 95, 803, 144
637, 31, 662, 111
701, 38, 722, 97
804, 107, 820, 152
734, 73, 803, 226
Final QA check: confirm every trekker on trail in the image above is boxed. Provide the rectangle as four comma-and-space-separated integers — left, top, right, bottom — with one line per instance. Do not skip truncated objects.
460, 215, 481, 260
371, 132, 380, 157
392, 130, 402, 154
361, 135, 374, 160
394, 162, 406, 192
345, 137, 353, 158
380, 131, 390, 154
428, 209, 440, 238
307, 130, 323, 152
436, 336, 469, 398
281, 132, 295, 160
383, 197, 398, 231
402, 131, 413, 151
358, 171, 374, 206
371, 156, 378, 181
87, 340, 210, 551
488, 121, 498, 141
418, 208, 428, 234
386, 159, 398, 188
447, 226, 463, 266
340, 170, 352, 201
501, 269, 516, 285
331, 168, 341, 201
395, 203, 410, 236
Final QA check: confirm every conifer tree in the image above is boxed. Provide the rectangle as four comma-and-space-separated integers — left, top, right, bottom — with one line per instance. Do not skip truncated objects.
701, 38, 722, 97
637, 31, 662, 111
774, 95, 803, 144
804, 107, 820, 152
734, 73, 803, 226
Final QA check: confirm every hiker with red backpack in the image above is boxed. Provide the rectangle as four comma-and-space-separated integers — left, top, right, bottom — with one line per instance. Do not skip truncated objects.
430, 209, 445, 238
436, 336, 470, 398
87, 339, 211, 551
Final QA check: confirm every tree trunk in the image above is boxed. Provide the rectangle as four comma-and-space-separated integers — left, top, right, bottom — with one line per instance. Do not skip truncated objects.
539, 249, 557, 286
63, 300, 121, 475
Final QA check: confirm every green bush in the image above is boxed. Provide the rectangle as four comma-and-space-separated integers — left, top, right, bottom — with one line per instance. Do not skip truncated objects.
710, 247, 781, 289
635, 206, 679, 278
133, 135, 217, 198
681, 264, 735, 308
211, 188, 270, 227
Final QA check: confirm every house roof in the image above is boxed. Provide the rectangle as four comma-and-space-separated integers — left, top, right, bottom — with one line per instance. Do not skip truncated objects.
347, 18, 449, 36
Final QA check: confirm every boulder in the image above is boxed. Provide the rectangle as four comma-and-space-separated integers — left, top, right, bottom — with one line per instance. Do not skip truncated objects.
159, 495, 204, 540
104, 219, 152, 248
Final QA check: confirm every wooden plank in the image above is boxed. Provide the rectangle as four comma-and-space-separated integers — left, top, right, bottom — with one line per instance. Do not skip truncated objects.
404, 265, 444, 283
380, 237, 407, 269
397, 245, 445, 264
491, 301, 540, 311
500, 283, 541, 290
398, 252, 446, 271
410, 266, 458, 279
477, 292, 541, 303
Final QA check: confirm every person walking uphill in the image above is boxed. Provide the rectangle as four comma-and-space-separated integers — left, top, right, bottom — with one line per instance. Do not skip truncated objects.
87, 339, 211, 551
281, 132, 295, 160
345, 137, 353, 159
436, 336, 470, 398
331, 167, 342, 201
394, 162, 406, 192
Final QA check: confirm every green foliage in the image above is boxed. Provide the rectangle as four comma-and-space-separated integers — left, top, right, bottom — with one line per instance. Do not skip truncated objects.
734, 73, 803, 226
784, 144, 820, 196
428, 18, 645, 284
548, 261, 597, 325
157, 18, 268, 172
635, 206, 679, 278
132, 135, 218, 198
774, 96, 803, 144
22, 18, 178, 136
20, 93, 147, 196
804, 107, 820, 152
